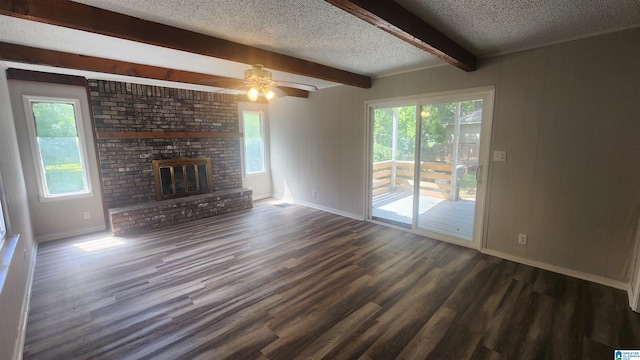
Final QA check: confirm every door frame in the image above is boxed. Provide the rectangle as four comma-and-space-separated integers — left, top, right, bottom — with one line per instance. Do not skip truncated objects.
365, 86, 495, 250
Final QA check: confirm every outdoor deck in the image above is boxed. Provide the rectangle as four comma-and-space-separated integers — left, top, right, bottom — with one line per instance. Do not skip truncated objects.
372, 191, 475, 241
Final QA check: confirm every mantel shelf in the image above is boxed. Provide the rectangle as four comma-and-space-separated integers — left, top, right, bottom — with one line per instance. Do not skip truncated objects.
96, 131, 242, 139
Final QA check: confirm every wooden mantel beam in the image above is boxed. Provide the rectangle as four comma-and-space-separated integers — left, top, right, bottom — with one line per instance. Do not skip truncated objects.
325, 0, 477, 72
0, 42, 309, 98
0, 0, 372, 88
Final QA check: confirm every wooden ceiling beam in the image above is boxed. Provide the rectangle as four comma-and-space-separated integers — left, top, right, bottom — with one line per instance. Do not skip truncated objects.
0, 0, 371, 88
325, 0, 477, 72
0, 42, 309, 98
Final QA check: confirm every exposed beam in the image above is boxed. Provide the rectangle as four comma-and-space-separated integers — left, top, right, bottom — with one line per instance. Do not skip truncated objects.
0, 0, 372, 88
325, 0, 477, 72
0, 42, 309, 98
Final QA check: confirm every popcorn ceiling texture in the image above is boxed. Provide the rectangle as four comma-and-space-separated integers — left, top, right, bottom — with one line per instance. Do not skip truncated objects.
88, 80, 244, 210
72, 0, 640, 76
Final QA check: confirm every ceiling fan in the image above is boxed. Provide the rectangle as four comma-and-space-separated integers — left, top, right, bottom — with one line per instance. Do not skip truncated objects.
205, 64, 318, 101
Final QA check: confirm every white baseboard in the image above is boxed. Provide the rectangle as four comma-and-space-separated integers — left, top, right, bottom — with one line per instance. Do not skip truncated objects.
271, 194, 364, 221
481, 248, 629, 291
35, 225, 107, 243
251, 193, 273, 201
13, 238, 38, 360
630, 266, 640, 313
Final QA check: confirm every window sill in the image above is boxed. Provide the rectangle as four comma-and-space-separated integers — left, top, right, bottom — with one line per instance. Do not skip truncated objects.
0, 234, 20, 296
245, 171, 269, 177
39, 191, 94, 203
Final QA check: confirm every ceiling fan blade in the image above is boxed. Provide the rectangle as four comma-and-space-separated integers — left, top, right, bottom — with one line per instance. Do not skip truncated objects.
273, 81, 318, 92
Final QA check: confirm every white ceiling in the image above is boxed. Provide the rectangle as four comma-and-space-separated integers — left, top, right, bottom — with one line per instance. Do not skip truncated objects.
2, 0, 639, 90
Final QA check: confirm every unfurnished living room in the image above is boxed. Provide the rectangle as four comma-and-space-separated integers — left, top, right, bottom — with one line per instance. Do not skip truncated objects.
1, 1, 640, 359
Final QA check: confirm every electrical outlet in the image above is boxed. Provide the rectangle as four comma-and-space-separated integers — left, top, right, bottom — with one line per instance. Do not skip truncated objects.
493, 150, 507, 162
83, 212, 91, 220
518, 233, 528, 245
311, 190, 317, 198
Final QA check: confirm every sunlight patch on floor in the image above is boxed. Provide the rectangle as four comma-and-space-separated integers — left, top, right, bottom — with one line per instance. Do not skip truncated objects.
73, 237, 126, 252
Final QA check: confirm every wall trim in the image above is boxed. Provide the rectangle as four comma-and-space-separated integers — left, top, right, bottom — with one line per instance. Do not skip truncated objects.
630, 285, 639, 313
13, 239, 38, 360
629, 219, 640, 313
6, 68, 86, 87
481, 248, 629, 292
252, 193, 273, 201
35, 225, 106, 243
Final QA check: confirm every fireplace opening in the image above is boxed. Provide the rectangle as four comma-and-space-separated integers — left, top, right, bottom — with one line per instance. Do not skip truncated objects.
152, 158, 213, 201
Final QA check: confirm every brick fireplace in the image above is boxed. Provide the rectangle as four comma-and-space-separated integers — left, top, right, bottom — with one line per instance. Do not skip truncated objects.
88, 80, 252, 234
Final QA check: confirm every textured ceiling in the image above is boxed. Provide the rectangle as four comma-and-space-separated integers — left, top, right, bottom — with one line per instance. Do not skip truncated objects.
396, 0, 640, 57
2, 0, 640, 89
71, 0, 438, 76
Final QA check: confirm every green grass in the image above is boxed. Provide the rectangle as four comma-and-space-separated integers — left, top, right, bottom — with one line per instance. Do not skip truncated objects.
459, 173, 476, 188
44, 165, 85, 194
44, 163, 83, 171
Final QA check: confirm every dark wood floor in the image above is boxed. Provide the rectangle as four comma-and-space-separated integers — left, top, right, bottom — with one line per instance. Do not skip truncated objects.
23, 200, 640, 359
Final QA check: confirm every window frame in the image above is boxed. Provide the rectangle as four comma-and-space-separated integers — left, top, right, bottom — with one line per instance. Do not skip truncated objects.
0, 198, 6, 249
241, 110, 267, 176
0, 169, 8, 250
22, 95, 93, 202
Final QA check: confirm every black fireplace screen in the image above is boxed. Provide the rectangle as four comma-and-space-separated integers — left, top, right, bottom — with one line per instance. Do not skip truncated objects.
152, 158, 213, 200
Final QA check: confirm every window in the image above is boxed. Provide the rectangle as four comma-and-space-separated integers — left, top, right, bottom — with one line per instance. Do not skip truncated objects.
23, 97, 92, 200
0, 199, 6, 244
0, 171, 7, 248
242, 110, 266, 174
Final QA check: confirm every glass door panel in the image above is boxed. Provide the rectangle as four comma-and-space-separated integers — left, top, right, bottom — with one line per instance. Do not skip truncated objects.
416, 99, 483, 241
370, 106, 416, 227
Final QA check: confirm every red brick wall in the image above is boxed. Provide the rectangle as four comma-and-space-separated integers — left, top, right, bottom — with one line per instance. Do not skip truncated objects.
88, 80, 243, 208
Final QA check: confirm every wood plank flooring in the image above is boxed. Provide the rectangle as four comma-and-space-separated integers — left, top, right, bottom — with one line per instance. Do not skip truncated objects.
23, 200, 640, 359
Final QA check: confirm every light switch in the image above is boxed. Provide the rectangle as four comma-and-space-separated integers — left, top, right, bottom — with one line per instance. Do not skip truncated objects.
493, 150, 507, 162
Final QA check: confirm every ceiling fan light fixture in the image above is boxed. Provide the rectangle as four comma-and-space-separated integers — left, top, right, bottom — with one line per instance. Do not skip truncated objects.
247, 87, 260, 101
263, 87, 275, 101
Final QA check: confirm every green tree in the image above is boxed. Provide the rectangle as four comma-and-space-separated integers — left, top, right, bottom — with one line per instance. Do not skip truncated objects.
243, 113, 264, 173
30, 102, 86, 194
420, 100, 480, 162
31, 102, 81, 166
32, 102, 77, 137
373, 100, 481, 163
373, 106, 416, 162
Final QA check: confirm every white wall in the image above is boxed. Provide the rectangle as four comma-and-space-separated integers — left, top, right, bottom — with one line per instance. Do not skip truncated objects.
0, 65, 37, 360
8, 80, 106, 241
270, 85, 368, 218
269, 28, 640, 284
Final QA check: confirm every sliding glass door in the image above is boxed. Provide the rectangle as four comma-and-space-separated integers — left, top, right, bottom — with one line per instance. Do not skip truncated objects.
368, 88, 494, 247
370, 105, 416, 227
416, 98, 484, 241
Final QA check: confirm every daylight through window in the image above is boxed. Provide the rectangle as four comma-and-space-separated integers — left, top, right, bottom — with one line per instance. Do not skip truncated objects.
26, 99, 91, 199
243, 111, 265, 174
0, 198, 6, 243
